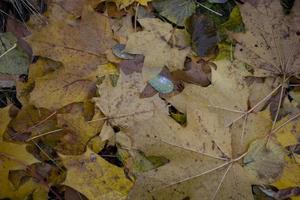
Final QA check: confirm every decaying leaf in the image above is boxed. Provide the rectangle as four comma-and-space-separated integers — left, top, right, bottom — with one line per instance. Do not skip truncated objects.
0, 136, 40, 199
94, 71, 167, 127
243, 139, 285, 183
117, 60, 292, 200
118, 54, 144, 75
16, 57, 62, 106
104, 0, 151, 10
30, 78, 95, 111
29, 66, 99, 110
172, 58, 215, 87
61, 148, 133, 200
55, 110, 103, 154
273, 157, 300, 200
130, 60, 250, 159
2, 0, 300, 199
231, 0, 300, 77
0, 106, 12, 136
152, 0, 196, 27
27, 1, 111, 70
4, 105, 57, 142
125, 18, 190, 80
0, 32, 30, 75
187, 13, 219, 57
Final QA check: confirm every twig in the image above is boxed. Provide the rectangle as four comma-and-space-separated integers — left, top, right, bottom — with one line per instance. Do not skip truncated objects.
270, 112, 300, 134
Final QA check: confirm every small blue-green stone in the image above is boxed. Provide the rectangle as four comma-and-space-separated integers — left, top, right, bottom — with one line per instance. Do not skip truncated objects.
148, 75, 174, 94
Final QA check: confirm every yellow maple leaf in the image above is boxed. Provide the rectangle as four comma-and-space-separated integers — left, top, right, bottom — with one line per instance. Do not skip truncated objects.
61, 148, 133, 200
109, 0, 151, 9
125, 18, 190, 80
0, 109, 40, 199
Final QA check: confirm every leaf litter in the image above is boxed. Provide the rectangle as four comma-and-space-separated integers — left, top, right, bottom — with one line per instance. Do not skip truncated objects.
0, 0, 300, 199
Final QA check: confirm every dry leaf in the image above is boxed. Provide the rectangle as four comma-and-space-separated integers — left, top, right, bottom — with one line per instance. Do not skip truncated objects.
61, 148, 133, 200
94, 72, 167, 127
231, 0, 300, 77
27, 2, 112, 70
105, 0, 151, 9
172, 59, 215, 87
29, 67, 97, 110
125, 18, 190, 80
56, 110, 103, 155
0, 141, 40, 199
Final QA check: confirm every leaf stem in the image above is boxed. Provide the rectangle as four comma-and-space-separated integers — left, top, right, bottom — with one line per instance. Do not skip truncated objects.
211, 163, 232, 200
270, 111, 300, 134
226, 83, 283, 127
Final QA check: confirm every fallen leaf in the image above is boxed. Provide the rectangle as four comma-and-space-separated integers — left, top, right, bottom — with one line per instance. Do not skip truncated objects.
128, 60, 250, 159
94, 72, 167, 127
273, 157, 300, 200
107, 0, 151, 9
118, 54, 144, 75
55, 109, 103, 155
172, 58, 215, 87
4, 105, 57, 142
0, 32, 29, 75
187, 13, 219, 57
0, 140, 40, 199
29, 66, 98, 110
110, 14, 135, 43
121, 149, 169, 174
220, 6, 245, 33
231, 0, 300, 77
152, 0, 196, 27
54, 0, 101, 16
61, 148, 133, 200
121, 60, 285, 200
274, 115, 300, 148
243, 139, 285, 183
27, 2, 111, 70
0, 106, 12, 136
16, 57, 62, 105
125, 18, 190, 80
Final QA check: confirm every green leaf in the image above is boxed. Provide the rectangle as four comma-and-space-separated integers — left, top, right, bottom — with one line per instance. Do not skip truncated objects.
214, 40, 233, 61
220, 6, 245, 32
152, 0, 196, 27
130, 150, 169, 173
0, 33, 29, 75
